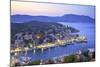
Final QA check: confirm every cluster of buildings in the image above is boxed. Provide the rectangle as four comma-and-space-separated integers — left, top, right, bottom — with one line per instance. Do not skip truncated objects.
11, 24, 78, 50
10, 24, 88, 67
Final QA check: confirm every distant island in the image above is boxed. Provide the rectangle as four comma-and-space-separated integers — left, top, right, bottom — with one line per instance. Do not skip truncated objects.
11, 14, 95, 23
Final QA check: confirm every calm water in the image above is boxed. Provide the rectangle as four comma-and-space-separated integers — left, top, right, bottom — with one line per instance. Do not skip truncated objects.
19, 22, 95, 61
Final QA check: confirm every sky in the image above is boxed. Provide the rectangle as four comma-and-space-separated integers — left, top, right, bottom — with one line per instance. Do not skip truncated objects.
11, 1, 95, 19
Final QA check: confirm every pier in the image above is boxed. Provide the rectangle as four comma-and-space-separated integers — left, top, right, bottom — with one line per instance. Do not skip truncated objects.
11, 35, 87, 53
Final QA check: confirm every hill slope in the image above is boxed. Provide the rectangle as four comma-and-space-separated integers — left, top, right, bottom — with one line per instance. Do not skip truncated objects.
11, 14, 95, 23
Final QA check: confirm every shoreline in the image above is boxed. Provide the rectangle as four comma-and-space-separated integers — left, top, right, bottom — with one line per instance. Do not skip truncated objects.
12, 48, 95, 66
11, 35, 87, 53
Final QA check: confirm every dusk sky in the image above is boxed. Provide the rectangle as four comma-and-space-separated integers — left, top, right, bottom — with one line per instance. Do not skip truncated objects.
11, 1, 95, 18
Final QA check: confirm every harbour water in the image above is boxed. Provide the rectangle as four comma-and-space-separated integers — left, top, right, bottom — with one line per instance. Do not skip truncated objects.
19, 22, 95, 61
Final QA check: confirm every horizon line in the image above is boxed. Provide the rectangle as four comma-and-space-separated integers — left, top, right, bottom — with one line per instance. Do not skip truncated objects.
11, 14, 95, 19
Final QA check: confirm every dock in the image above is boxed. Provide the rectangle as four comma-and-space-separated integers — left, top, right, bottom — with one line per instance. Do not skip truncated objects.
11, 35, 87, 53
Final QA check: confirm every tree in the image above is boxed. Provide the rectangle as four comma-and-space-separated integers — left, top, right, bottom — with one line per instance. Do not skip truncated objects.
63, 55, 76, 63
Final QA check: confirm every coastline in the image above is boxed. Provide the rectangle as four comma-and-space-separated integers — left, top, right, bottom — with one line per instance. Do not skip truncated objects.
12, 48, 95, 66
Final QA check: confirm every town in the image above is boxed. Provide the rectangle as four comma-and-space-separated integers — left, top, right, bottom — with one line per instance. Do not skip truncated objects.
10, 22, 88, 67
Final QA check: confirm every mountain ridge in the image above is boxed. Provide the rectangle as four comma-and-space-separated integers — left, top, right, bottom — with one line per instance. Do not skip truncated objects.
11, 14, 95, 23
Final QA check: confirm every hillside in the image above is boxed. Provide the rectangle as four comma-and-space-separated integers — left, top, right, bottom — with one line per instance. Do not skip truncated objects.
11, 21, 79, 37
11, 14, 95, 23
